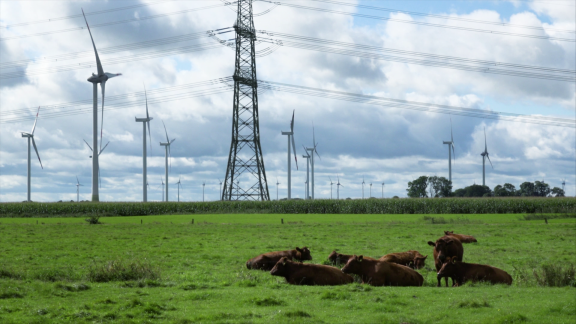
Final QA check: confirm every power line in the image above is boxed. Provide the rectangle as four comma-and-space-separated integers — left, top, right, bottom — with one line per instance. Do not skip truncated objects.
3, 76, 574, 128
308, 0, 575, 34
272, 1, 576, 42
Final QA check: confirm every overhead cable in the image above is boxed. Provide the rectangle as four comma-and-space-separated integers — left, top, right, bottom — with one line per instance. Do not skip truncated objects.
271, 1, 576, 42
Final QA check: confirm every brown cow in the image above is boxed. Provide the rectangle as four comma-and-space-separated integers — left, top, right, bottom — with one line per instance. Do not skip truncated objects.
270, 257, 354, 285
246, 247, 312, 271
437, 257, 512, 286
379, 250, 428, 270
428, 236, 464, 287
341, 255, 423, 287
444, 231, 478, 243
328, 251, 376, 266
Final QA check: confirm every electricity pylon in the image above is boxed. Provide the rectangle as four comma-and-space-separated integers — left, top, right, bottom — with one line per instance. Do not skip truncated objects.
222, 0, 269, 201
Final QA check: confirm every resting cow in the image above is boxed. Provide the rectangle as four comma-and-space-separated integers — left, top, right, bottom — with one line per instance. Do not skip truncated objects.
379, 250, 428, 270
270, 257, 354, 285
437, 257, 512, 286
444, 231, 478, 243
341, 255, 423, 287
428, 236, 464, 287
246, 247, 312, 271
328, 251, 376, 266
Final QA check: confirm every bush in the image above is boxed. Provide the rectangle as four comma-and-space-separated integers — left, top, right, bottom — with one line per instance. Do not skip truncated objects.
533, 263, 576, 287
87, 259, 160, 283
85, 216, 101, 224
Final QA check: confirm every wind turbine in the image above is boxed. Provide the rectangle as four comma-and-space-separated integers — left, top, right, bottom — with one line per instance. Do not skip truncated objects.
76, 177, 83, 202
336, 176, 343, 200
83, 139, 109, 189
160, 121, 175, 202
362, 177, 365, 199
370, 182, 372, 198
21, 107, 43, 202
160, 178, 165, 201
281, 110, 298, 199
480, 127, 493, 186
561, 179, 566, 192
202, 182, 206, 202
382, 182, 385, 198
82, 9, 122, 202
135, 86, 153, 202
442, 119, 456, 182
329, 176, 334, 200
176, 177, 182, 202
276, 178, 280, 201
305, 124, 321, 200
302, 148, 311, 199
218, 179, 223, 201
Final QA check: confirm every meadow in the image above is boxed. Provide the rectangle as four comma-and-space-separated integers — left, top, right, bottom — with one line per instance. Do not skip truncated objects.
0, 213, 574, 323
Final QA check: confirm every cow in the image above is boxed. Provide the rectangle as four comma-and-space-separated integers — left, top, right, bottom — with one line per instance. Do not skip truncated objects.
341, 255, 423, 287
270, 257, 354, 285
437, 257, 512, 286
379, 250, 428, 270
444, 231, 478, 243
328, 251, 376, 266
246, 247, 312, 271
428, 236, 464, 287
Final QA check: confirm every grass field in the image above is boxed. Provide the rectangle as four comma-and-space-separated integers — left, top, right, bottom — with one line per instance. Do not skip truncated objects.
0, 214, 574, 323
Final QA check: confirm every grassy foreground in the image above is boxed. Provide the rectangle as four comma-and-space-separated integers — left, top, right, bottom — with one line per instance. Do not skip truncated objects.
0, 214, 574, 323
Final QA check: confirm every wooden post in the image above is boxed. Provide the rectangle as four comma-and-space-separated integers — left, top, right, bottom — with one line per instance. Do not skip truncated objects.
281, 218, 284, 224
141, 219, 143, 225
192, 219, 194, 225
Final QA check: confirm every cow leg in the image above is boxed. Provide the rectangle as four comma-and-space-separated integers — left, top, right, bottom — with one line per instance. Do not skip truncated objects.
444, 276, 449, 287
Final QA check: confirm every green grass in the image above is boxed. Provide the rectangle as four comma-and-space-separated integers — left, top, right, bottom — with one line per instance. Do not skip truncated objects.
0, 214, 574, 323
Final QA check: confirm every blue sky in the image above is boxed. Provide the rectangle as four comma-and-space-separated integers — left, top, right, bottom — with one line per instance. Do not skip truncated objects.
0, 0, 574, 202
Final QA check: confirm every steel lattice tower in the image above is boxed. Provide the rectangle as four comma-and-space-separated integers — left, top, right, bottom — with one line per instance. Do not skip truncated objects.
222, 0, 270, 201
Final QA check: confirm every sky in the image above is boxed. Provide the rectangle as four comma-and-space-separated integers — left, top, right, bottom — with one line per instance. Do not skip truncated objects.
0, 0, 574, 202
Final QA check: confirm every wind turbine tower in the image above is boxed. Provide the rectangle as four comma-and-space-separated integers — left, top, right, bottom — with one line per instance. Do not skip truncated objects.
382, 182, 385, 198
305, 125, 320, 200
176, 177, 182, 202
160, 121, 175, 202
442, 119, 456, 182
82, 10, 122, 202
76, 177, 83, 202
135, 87, 153, 202
218, 179, 223, 201
276, 179, 280, 200
562, 179, 566, 192
302, 150, 310, 199
203, 182, 206, 202
480, 127, 493, 186
362, 177, 365, 199
336, 176, 343, 200
21, 107, 43, 201
160, 178, 165, 201
329, 177, 334, 200
370, 182, 372, 198
281, 110, 298, 199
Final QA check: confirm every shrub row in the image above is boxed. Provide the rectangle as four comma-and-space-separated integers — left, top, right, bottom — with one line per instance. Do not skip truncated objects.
1, 197, 575, 217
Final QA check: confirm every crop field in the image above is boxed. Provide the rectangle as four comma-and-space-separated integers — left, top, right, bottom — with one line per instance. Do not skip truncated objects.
0, 213, 574, 323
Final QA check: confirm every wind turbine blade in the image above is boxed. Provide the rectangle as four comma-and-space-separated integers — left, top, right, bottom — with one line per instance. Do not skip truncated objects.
290, 109, 295, 132
83, 139, 93, 152
147, 121, 152, 151
162, 120, 169, 143
452, 144, 455, 161
31, 137, 43, 169
291, 135, 298, 170
170, 138, 176, 144
76, 176, 80, 185
99, 80, 106, 152
81, 9, 104, 76
99, 141, 110, 155
487, 154, 493, 169
145, 87, 152, 150
31, 106, 40, 135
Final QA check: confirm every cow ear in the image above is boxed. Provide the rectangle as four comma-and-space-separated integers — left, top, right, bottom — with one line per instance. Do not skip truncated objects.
427, 241, 435, 246
423, 255, 428, 260
295, 247, 302, 252
358, 255, 363, 262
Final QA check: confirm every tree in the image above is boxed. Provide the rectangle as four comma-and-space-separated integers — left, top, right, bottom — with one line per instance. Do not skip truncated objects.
407, 176, 428, 198
432, 177, 452, 198
494, 183, 517, 197
534, 181, 551, 197
453, 188, 466, 197
551, 187, 565, 197
519, 182, 535, 196
464, 184, 491, 197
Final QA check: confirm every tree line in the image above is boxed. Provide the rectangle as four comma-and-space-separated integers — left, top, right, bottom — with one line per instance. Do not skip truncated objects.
406, 176, 566, 198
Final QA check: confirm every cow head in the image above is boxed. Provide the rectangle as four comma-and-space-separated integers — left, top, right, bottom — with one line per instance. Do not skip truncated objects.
428, 237, 456, 263
444, 231, 454, 235
413, 255, 428, 270
295, 247, 312, 261
437, 256, 458, 278
328, 251, 339, 263
341, 255, 363, 275
270, 257, 291, 277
